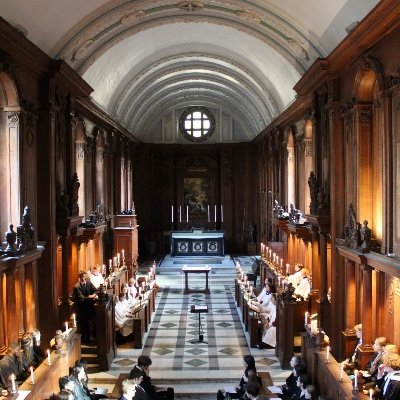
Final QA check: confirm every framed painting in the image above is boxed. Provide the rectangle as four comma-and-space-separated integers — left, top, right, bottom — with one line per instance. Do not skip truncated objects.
184, 177, 210, 216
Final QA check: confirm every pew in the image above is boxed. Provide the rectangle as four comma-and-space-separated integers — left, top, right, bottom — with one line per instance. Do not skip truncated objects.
5, 331, 81, 399
301, 330, 369, 399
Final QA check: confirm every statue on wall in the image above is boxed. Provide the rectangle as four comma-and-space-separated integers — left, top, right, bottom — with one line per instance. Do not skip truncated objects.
17, 206, 37, 252
69, 173, 80, 216
344, 203, 360, 249
359, 220, 372, 253
5, 224, 17, 254
308, 171, 318, 215
248, 222, 256, 243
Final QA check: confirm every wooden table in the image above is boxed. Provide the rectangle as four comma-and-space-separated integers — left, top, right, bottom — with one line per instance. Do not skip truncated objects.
182, 266, 211, 294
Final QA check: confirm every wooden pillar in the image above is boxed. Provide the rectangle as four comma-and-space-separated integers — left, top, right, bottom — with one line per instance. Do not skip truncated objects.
344, 258, 356, 329
319, 232, 328, 302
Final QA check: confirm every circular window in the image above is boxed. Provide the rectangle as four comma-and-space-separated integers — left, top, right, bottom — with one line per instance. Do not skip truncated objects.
179, 107, 215, 142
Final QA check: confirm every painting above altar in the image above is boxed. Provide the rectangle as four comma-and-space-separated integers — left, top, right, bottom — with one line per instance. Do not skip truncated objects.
184, 177, 210, 216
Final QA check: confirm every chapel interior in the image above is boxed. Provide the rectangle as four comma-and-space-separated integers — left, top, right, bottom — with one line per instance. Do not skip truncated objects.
1, 0, 400, 399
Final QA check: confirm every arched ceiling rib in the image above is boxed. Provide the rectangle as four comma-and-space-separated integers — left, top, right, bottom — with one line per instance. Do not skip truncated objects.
0, 0, 380, 142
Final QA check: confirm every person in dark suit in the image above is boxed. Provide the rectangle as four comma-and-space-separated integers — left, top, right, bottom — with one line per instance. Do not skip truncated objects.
119, 379, 137, 400
129, 368, 148, 400
73, 271, 98, 342
375, 353, 400, 400
129, 356, 173, 400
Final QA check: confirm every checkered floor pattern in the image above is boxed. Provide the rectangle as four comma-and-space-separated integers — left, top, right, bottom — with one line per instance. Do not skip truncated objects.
88, 256, 289, 398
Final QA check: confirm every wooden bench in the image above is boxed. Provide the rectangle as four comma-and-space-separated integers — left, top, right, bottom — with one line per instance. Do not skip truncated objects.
259, 371, 275, 397
110, 373, 129, 398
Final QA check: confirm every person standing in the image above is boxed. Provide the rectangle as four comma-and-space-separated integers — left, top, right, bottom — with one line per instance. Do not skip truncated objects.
73, 271, 98, 342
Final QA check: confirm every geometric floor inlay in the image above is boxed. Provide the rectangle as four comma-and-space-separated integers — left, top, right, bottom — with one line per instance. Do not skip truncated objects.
113, 358, 136, 366
184, 358, 208, 367
218, 348, 239, 355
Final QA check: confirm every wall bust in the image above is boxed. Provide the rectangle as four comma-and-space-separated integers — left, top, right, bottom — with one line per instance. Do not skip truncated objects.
179, 107, 215, 143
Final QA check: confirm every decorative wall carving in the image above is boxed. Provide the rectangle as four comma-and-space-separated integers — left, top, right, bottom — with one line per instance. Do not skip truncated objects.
7, 111, 19, 128
344, 203, 360, 249
287, 147, 295, 163
76, 142, 85, 160
304, 139, 312, 157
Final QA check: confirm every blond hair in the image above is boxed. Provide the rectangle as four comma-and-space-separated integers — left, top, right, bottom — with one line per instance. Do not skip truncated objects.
382, 353, 400, 370
384, 344, 399, 355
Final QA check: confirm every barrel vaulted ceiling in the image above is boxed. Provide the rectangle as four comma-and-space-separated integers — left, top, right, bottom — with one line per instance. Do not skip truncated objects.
0, 0, 379, 142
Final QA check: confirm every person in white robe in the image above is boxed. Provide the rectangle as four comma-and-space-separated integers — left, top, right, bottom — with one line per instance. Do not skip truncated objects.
293, 269, 311, 300
287, 263, 304, 287
126, 278, 138, 303
115, 294, 134, 337
89, 265, 105, 289
260, 294, 277, 348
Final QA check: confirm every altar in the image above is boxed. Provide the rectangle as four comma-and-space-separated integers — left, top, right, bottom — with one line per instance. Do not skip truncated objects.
170, 228, 224, 256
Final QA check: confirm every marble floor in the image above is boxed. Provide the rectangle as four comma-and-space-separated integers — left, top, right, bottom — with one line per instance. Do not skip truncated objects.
88, 255, 290, 399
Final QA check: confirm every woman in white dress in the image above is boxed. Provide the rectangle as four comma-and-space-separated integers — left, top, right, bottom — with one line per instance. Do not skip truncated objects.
258, 294, 277, 349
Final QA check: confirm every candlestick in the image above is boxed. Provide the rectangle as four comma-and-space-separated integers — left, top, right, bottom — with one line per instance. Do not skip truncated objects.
65, 321, 68, 333
171, 205, 174, 223
326, 345, 330, 363
72, 313, 76, 328
186, 205, 189, 223
304, 312, 308, 325
10, 373, 16, 393
179, 206, 182, 222
214, 205, 217, 223
208, 205, 210, 222
340, 362, 343, 381
354, 369, 358, 389
369, 388, 373, 400
30, 366, 34, 384
286, 263, 290, 275
47, 349, 51, 365
221, 205, 223, 223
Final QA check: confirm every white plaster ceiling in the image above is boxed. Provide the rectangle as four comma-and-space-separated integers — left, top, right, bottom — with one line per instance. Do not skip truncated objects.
0, 0, 380, 142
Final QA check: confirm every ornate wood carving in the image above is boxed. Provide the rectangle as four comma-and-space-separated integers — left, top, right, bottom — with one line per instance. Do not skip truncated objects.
317, 92, 328, 159
7, 111, 19, 128
344, 203, 360, 249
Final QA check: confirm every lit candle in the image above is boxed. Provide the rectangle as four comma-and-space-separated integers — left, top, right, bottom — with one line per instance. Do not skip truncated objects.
65, 321, 68, 333
179, 206, 182, 222
214, 205, 217, 222
113, 256, 117, 266
286, 263, 290, 275
280, 259, 283, 270
47, 349, 51, 365
30, 366, 34, 384
117, 253, 120, 264
340, 362, 343, 380
208, 205, 210, 222
186, 205, 189, 222
10, 373, 16, 392
369, 389, 373, 400
221, 205, 223, 223
304, 312, 308, 325
72, 313, 76, 328
109, 259, 112, 269
171, 205, 174, 223
354, 370, 358, 389
326, 345, 330, 362
122, 249, 125, 258
278, 277, 281, 287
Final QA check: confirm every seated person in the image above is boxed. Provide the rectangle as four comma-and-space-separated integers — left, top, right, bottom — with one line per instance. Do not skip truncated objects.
129, 355, 174, 400
360, 337, 388, 384
126, 278, 139, 302
287, 263, 304, 287
280, 357, 306, 398
293, 269, 311, 300
258, 294, 277, 349
21, 334, 35, 367
304, 384, 317, 400
0, 342, 29, 390
90, 265, 105, 289
115, 293, 134, 337
375, 353, 400, 399
342, 324, 362, 372
128, 368, 148, 400
242, 382, 264, 400
119, 379, 137, 400
58, 390, 75, 400
217, 355, 256, 400
30, 329, 45, 365
292, 374, 312, 400
70, 365, 92, 400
